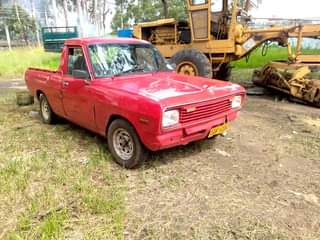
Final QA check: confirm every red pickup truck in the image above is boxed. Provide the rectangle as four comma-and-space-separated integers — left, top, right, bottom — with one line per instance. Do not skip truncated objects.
25, 37, 245, 168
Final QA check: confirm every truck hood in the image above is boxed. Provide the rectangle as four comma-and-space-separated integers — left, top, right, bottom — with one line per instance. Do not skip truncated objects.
102, 72, 245, 107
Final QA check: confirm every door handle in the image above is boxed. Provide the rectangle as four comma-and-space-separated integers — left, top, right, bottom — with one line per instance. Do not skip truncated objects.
63, 81, 69, 87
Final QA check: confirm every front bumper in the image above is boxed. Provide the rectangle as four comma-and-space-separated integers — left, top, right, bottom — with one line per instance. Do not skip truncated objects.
144, 110, 239, 151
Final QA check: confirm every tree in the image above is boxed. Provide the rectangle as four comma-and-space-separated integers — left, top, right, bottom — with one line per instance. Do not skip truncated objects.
62, 0, 69, 26
111, 0, 187, 32
56, 0, 70, 26
161, 0, 168, 18
5, 5, 36, 45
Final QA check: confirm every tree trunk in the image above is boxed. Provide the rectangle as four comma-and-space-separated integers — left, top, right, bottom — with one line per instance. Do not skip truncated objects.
161, 0, 168, 18
120, 0, 124, 29
102, 0, 107, 33
5, 25, 12, 51
81, 0, 89, 19
22, 31, 29, 46
44, 7, 49, 26
31, 0, 41, 47
14, 2, 29, 45
51, 0, 58, 25
76, 0, 82, 36
92, 0, 98, 24
14, 3, 21, 24
63, 0, 69, 27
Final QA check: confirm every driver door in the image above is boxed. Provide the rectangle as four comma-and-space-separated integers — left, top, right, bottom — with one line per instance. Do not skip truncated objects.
62, 46, 96, 131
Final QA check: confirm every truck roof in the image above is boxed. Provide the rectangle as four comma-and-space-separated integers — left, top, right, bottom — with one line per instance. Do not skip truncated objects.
64, 37, 150, 46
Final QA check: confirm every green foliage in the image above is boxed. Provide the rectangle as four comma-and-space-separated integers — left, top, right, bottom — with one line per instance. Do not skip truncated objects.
1, 5, 37, 44
111, 0, 187, 31
232, 46, 320, 69
0, 48, 60, 79
232, 46, 289, 69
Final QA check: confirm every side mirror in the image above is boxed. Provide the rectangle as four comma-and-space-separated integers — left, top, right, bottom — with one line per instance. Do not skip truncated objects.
72, 69, 90, 80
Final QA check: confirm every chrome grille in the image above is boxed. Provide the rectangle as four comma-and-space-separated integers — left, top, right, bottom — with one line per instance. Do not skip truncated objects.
180, 99, 231, 124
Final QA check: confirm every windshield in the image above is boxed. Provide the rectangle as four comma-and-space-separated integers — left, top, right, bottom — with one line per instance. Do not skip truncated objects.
88, 43, 172, 78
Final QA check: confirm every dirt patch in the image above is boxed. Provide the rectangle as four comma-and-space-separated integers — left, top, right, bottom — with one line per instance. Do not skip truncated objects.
125, 96, 320, 239
0, 79, 25, 89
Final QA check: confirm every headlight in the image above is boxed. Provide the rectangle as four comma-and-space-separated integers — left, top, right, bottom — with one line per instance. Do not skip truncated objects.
162, 110, 179, 128
231, 96, 242, 109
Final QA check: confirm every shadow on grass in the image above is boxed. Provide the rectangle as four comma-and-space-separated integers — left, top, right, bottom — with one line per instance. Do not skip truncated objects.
43, 116, 213, 170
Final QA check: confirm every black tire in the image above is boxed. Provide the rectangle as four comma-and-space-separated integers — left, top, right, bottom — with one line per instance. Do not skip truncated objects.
213, 63, 232, 81
39, 94, 56, 124
171, 49, 212, 78
107, 119, 148, 169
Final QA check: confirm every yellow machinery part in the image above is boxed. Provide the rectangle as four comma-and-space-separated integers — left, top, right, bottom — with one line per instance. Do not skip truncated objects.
252, 62, 320, 107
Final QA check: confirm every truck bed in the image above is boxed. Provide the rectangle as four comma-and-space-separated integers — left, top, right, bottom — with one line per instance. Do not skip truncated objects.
25, 68, 61, 97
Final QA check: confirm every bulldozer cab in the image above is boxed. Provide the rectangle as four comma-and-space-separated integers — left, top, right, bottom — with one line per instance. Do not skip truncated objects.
188, 0, 256, 41
188, 0, 230, 41
133, 0, 248, 45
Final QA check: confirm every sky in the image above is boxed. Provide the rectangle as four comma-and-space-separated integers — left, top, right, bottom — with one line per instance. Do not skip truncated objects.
251, 0, 320, 19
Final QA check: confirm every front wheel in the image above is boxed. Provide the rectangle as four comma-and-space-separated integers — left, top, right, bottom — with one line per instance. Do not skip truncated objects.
107, 119, 148, 169
171, 49, 212, 78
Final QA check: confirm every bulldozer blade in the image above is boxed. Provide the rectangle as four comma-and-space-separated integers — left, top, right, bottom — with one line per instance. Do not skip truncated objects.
252, 63, 320, 108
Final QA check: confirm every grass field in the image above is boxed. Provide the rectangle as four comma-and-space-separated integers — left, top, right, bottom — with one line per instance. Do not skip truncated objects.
0, 90, 125, 239
231, 46, 288, 69
0, 48, 60, 80
232, 46, 320, 69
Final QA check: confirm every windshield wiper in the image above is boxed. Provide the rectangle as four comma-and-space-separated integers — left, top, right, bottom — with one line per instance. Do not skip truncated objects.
114, 65, 146, 77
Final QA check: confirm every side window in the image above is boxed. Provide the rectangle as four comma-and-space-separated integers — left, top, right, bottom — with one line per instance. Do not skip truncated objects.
67, 47, 88, 75
191, 0, 207, 5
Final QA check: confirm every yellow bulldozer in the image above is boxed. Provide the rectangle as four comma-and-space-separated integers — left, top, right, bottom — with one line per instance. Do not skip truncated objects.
133, 0, 320, 106
133, 0, 320, 79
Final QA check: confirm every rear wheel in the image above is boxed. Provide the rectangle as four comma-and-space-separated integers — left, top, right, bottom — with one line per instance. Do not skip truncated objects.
39, 94, 56, 124
107, 119, 148, 169
171, 49, 212, 78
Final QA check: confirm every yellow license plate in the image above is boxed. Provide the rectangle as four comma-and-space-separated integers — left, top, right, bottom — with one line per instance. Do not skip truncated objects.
208, 123, 229, 138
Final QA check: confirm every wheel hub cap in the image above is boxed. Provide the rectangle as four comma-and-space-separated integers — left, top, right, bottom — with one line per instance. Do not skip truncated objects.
41, 99, 50, 120
177, 62, 198, 76
113, 128, 134, 161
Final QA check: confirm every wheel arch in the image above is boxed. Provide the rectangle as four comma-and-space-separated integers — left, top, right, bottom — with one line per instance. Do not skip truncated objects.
36, 89, 45, 100
106, 114, 131, 133
105, 114, 148, 149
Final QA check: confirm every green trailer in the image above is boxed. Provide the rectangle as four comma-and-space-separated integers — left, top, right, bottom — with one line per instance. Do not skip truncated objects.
42, 26, 78, 52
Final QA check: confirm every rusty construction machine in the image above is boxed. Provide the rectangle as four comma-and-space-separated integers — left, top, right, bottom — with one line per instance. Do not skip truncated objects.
252, 27, 320, 107
133, 0, 320, 106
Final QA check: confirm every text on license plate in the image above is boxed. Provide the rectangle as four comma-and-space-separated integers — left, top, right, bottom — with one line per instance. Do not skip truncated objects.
208, 123, 229, 138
